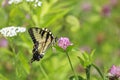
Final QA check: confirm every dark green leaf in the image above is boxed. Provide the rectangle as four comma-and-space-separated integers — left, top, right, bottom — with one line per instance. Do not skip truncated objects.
77, 56, 85, 67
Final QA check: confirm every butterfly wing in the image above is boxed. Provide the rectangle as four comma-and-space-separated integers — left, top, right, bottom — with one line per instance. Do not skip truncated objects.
28, 27, 55, 63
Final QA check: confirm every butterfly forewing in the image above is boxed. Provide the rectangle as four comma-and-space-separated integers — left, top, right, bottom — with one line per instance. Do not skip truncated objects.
28, 27, 56, 63
29, 28, 43, 44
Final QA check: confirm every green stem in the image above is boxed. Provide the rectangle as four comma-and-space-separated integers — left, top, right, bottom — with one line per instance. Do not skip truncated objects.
92, 64, 104, 80
85, 65, 91, 80
8, 38, 16, 55
65, 51, 78, 80
39, 63, 49, 80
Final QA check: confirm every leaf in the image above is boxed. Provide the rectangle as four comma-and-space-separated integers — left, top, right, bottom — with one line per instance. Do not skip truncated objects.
19, 51, 30, 74
82, 52, 89, 60
66, 45, 74, 52
78, 52, 92, 68
42, 8, 71, 27
32, 15, 38, 25
54, 45, 65, 53
90, 49, 95, 59
0, 47, 14, 56
66, 15, 80, 32
77, 56, 84, 67
92, 64, 104, 80
0, 8, 7, 26
89, 49, 95, 63
82, 52, 90, 66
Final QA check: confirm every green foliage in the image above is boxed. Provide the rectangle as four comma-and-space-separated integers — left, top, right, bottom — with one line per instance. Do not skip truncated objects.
0, 74, 8, 80
55, 45, 74, 53
0, 0, 120, 80
78, 50, 95, 68
91, 64, 104, 80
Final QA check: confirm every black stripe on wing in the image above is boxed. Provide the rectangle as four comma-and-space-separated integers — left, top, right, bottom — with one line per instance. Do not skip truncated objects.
45, 32, 50, 43
28, 28, 37, 44
41, 30, 45, 38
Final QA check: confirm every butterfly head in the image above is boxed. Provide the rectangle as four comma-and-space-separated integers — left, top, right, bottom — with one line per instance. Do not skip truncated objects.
55, 37, 58, 42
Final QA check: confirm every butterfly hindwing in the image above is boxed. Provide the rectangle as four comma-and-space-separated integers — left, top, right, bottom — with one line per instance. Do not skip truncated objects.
28, 27, 56, 63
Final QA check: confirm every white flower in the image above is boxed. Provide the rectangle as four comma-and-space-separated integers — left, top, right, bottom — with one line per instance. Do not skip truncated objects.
0, 26, 26, 37
37, 1, 42, 6
35, 0, 38, 2
8, 0, 22, 4
34, 0, 42, 7
26, 0, 34, 2
8, 0, 42, 7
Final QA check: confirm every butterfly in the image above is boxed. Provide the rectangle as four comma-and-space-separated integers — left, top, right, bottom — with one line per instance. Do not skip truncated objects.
28, 27, 57, 63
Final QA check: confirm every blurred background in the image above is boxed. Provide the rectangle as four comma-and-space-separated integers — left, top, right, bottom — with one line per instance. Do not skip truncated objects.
0, 0, 120, 80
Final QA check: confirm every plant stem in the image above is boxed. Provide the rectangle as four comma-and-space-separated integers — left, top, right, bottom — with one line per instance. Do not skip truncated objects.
85, 65, 91, 80
39, 63, 49, 80
92, 64, 104, 80
65, 51, 78, 80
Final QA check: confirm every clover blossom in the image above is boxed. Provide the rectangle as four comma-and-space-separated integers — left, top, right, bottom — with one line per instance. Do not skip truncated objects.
0, 26, 26, 37
0, 38, 8, 47
81, 2, 92, 12
58, 37, 72, 50
110, 0, 118, 7
101, 5, 111, 17
108, 65, 120, 80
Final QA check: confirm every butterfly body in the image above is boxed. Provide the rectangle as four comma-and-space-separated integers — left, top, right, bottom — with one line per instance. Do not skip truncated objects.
28, 27, 56, 63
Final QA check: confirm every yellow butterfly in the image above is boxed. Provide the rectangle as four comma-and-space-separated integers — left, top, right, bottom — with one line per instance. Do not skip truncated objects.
28, 27, 57, 63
